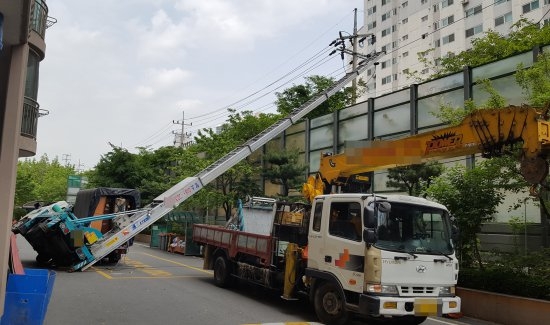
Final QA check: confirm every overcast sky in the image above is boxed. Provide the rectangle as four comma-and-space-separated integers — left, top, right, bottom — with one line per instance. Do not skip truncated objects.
35, 0, 364, 170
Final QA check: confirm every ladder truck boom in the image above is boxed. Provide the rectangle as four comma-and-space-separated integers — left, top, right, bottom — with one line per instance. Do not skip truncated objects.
76, 51, 384, 271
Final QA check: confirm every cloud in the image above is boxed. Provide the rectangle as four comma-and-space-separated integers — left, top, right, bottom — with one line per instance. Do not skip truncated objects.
37, 0, 361, 169
135, 67, 192, 98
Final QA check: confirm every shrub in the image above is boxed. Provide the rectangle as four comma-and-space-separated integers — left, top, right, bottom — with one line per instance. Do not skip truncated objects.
458, 267, 550, 300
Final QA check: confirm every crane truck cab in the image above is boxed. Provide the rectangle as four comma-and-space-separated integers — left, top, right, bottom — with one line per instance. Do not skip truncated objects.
305, 193, 459, 324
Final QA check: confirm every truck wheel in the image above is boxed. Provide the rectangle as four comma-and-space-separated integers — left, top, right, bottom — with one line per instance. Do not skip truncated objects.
36, 254, 51, 265
109, 254, 121, 263
213, 255, 232, 287
313, 281, 349, 325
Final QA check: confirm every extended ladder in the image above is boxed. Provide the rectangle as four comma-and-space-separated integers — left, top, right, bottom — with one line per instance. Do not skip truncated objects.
79, 53, 382, 271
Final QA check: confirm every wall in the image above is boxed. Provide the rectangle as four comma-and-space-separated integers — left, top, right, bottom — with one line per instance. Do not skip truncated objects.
457, 287, 550, 325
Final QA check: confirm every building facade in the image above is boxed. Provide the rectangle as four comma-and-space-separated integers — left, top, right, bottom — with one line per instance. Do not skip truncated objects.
0, 0, 53, 315
358, 0, 549, 100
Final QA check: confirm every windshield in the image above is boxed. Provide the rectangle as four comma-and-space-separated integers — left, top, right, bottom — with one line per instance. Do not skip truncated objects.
374, 202, 454, 255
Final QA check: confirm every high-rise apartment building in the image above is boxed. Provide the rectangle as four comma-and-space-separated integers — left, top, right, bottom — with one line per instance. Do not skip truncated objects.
357, 0, 549, 100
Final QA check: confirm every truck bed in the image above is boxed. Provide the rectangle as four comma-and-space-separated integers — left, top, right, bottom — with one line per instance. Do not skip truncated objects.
192, 224, 275, 266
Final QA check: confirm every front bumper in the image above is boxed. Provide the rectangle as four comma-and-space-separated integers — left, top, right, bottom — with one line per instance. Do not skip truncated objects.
359, 294, 461, 317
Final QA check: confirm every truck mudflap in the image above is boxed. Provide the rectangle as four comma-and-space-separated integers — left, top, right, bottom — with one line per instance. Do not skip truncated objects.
358, 294, 461, 317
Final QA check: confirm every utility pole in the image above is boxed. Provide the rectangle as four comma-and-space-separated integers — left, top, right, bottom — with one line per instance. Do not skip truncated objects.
173, 111, 192, 148
331, 9, 375, 104
62, 153, 71, 165
352, 8, 358, 104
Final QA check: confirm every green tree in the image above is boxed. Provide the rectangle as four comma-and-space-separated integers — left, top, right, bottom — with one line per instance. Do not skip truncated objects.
386, 162, 443, 196
425, 161, 505, 268
263, 149, 307, 199
87, 144, 145, 190
193, 109, 278, 220
15, 155, 77, 218
407, 19, 550, 81
275, 75, 365, 119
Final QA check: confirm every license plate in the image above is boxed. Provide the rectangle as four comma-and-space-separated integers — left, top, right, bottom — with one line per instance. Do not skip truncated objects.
414, 298, 441, 316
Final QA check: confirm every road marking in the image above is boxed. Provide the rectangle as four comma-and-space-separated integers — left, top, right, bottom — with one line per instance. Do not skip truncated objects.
93, 253, 212, 279
428, 317, 466, 324
94, 268, 113, 279
242, 323, 322, 325
137, 252, 213, 275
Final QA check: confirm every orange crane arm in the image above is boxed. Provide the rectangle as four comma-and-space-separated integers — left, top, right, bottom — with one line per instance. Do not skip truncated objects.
304, 105, 550, 200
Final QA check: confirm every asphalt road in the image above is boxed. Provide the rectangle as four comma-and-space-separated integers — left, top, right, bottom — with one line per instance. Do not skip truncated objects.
12, 236, 499, 325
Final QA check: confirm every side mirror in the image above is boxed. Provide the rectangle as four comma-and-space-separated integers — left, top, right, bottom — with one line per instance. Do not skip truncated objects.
364, 205, 377, 228
364, 228, 377, 245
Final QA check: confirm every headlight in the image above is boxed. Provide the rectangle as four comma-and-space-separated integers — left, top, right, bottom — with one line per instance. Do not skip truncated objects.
366, 284, 399, 294
439, 286, 455, 296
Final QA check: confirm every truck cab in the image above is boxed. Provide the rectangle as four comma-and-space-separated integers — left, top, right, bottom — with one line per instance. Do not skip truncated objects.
306, 194, 460, 324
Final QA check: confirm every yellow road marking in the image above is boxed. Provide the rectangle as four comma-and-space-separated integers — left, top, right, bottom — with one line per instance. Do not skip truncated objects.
94, 268, 113, 279
92, 253, 212, 279
137, 252, 213, 275
103, 275, 211, 280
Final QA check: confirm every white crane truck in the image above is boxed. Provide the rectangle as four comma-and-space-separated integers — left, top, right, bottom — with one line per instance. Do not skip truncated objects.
193, 105, 550, 325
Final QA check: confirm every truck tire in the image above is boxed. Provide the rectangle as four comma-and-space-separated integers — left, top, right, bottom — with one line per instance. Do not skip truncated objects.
109, 254, 121, 263
313, 281, 349, 325
213, 255, 232, 288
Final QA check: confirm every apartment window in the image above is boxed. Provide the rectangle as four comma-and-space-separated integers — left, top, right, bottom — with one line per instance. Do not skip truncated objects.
403, 51, 409, 57
392, 58, 398, 64
421, 68, 430, 74
382, 0, 389, 5
368, 21, 377, 30
442, 15, 454, 27
442, 33, 455, 44
25, 51, 41, 99
392, 25, 397, 32
421, 33, 429, 39
402, 1, 409, 7
434, 58, 442, 66
495, 12, 512, 26
442, 0, 454, 8
367, 68, 373, 76
421, 0, 428, 4
381, 60, 391, 69
422, 15, 429, 22
368, 6, 377, 15
402, 18, 408, 24
435, 39, 441, 47
465, 5, 482, 17
495, 0, 510, 4
381, 44, 389, 52
434, 22, 440, 29
545, 0, 550, 4
382, 75, 392, 84
382, 11, 391, 21
433, 4, 439, 12
466, 24, 483, 37
392, 41, 398, 48
523, 0, 540, 14
402, 34, 409, 41
545, 18, 550, 26
382, 27, 391, 37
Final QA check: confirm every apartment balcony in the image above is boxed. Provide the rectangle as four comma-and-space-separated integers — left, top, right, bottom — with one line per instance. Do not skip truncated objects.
19, 97, 49, 157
